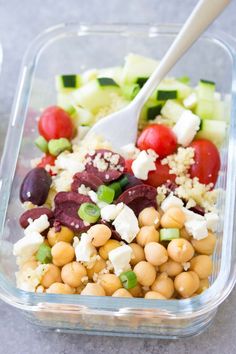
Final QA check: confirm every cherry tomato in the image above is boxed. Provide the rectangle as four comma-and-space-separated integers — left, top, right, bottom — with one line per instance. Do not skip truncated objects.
145, 160, 176, 188
189, 139, 220, 186
38, 106, 74, 141
137, 124, 177, 158
37, 155, 56, 176
125, 159, 134, 173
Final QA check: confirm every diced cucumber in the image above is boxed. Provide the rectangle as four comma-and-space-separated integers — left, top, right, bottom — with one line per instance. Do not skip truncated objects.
97, 77, 119, 87
153, 79, 192, 101
122, 53, 158, 84
183, 92, 197, 109
72, 79, 121, 113
81, 69, 98, 84
98, 66, 123, 85
161, 100, 185, 122
147, 104, 163, 120
213, 99, 225, 120
55, 74, 81, 91
57, 92, 76, 115
136, 77, 149, 88
72, 106, 95, 126
196, 119, 227, 146
197, 79, 215, 101
122, 83, 140, 100
195, 100, 214, 119
157, 90, 177, 100
140, 99, 163, 121
177, 76, 190, 85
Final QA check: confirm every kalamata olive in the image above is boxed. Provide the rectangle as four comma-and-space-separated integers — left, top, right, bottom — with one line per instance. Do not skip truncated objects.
71, 171, 103, 192
189, 205, 205, 216
20, 168, 52, 206
122, 173, 143, 191
19, 207, 54, 228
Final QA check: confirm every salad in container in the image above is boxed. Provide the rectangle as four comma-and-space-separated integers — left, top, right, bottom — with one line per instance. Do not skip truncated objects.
0, 24, 236, 338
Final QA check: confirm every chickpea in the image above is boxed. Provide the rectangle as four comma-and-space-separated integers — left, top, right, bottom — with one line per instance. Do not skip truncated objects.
99, 239, 121, 260
41, 264, 62, 288
151, 273, 174, 299
47, 226, 74, 246
61, 262, 87, 287
129, 243, 145, 266
128, 283, 143, 298
138, 207, 160, 228
136, 226, 159, 247
81, 283, 106, 296
99, 274, 122, 296
46, 282, 75, 294
160, 207, 185, 229
112, 288, 133, 298
76, 284, 86, 294
191, 232, 216, 255
196, 278, 210, 294
51, 241, 75, 267
167, 238, 194, 263
144, 242, 168, 266
87, 258, 106, 279
144, 291, 166, 300
159, 260, 183, 277
174, 271, 200, 298
190, 255, 213, 279
133, 261, 156, 287
88, 224, 112, 247
180, 227, 191, 241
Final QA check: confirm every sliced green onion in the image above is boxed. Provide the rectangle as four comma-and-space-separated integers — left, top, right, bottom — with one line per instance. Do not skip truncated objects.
35, 136, 48, 153
48, 138, 72, 156
97, 185, 115, 204
36, 243, 52, 264
78, 203, 100, 223
160, 228, 180, 241
122, 83, 140, 100
119, 270, 137, 289
118, 175, 129, 188
177, 76, 190, 84
109, 182, 122, 199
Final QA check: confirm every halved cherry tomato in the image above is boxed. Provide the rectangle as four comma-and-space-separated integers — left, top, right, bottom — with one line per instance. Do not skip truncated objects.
38, 106, 74, 141
137, 124, 177, 158
37, 154, 56, 176
125, 159, 134, 173
189, 139, 220, 186
145, 160, 176, 188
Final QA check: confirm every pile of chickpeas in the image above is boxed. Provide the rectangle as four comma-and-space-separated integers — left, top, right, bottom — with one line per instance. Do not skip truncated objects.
22, 205, 216, 299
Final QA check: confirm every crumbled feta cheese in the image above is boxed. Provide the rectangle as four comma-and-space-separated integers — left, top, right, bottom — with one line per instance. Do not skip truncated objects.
13, 232, 44, 259
161, 193, 184, 212
24, 214, 49, 236
88, 190, 108, 209
78, 184, 91, 196
172, 110, 200, 147
183, 93, 197, 109
120, 144, 140, 159
112, 205, 140, 243
131, 150, 157, 180
182, 207, 205, 222
52, 170, 73, 192
74, 233, 97, 263
205, 212, 219, 232
108, 245, 132, 276
185, 219, 208, 240
55, 151, 85, 174
101, 203, 124, 222
16, 264, 47, 292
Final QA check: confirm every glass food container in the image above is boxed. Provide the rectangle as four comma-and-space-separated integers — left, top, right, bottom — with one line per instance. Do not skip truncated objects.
0, 24, 236, 339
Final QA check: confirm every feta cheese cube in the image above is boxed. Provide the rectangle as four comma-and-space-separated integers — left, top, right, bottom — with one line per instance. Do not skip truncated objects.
24, 214, 49, 236
161, 193, 184, 212
182, 208, 205, 222
205, 212, 219, 231
172, 110, 200, 147
74, 233, 97, 262
112, 205, 140, 243
185, 220, 208, 240
183, 93, 197, 109
88, 190, 108, 209
108, 245, 132, 275
101, 203, 124, 222
131, 150, 157, 180
13, 232, 44, 259
120, 143, 140, 159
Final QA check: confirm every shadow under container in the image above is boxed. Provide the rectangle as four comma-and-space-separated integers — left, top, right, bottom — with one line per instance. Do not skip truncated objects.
0, 24, 236, 338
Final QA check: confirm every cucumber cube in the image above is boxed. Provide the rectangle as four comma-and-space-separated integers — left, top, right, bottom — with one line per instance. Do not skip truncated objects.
196, 119, 227, 146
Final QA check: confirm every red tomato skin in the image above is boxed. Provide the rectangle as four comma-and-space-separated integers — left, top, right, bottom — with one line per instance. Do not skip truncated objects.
145, 160, 176, 188
137, 124, 177, 158
38, 106, 74, 141
125, 159, 134, 173
190, 139, 220, 186
37, 155, 56, 176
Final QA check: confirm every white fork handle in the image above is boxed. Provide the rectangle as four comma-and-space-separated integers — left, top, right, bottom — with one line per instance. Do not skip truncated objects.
132, 0, 231, 109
